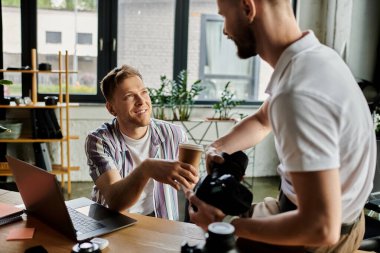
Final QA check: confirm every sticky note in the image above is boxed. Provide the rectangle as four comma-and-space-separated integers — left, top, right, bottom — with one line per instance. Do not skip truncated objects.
6, 227, 35, 240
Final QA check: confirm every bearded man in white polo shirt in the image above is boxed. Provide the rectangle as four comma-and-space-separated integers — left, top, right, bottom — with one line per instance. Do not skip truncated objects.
186, 0, 376, 252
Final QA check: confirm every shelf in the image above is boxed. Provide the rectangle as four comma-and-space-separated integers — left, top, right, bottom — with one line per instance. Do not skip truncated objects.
52, 164, 80, 173
0, 102, 79, 109
0, 69, 77, 74
0, 136, 79, 143
0, 162, 80, 176
0, 49, 79, 195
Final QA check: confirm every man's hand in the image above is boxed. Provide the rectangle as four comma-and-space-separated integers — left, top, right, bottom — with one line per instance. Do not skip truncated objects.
205, 146, 224, 174
185, 190, 225, 231
141, 158, 199, 190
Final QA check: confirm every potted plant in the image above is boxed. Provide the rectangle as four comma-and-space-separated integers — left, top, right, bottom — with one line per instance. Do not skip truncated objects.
210, 81, 245, 121
0, 80, 12, 86
148, 75, 171, 120
170, 70, 204, 121
0, 79, 13, 105
0, 79, 13, 133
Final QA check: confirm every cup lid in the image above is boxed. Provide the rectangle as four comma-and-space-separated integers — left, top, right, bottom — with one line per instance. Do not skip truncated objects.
179, 143, 204, 151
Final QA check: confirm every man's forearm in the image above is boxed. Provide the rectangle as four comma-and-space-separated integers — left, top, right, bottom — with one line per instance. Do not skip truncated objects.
211, 114, 271, 154
233, 210, 338, 247
232, 170, 341, 247
211, 100, 271, 153
101, 166, 150, 211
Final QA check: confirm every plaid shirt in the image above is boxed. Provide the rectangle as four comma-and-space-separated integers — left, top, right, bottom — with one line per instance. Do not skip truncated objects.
85, 118, 187, 220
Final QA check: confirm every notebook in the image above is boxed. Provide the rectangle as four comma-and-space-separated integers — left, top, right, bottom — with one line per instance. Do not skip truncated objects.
6, 155, 137, 242
0, 202, 24, 226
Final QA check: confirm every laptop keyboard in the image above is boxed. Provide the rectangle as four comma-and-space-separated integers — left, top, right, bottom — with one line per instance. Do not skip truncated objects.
67, 207, 104, 234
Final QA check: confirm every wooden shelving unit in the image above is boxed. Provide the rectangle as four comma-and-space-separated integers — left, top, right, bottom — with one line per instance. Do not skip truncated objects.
0, 49, 79, 194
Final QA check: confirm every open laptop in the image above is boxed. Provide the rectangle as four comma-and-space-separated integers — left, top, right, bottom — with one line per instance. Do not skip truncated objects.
6, 155, 137, 242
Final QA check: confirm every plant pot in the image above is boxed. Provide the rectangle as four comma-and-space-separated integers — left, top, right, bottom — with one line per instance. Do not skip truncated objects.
172, 104, 193, 121
0, 97, 11, 105
206, 117, 237, 122
152, 105, 172, 120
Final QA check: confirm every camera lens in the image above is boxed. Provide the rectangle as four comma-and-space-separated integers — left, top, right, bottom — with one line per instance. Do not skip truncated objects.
204, 222, 238, 253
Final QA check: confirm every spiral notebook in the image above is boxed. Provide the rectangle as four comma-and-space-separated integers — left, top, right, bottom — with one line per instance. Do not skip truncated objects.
0, 202, 24, 226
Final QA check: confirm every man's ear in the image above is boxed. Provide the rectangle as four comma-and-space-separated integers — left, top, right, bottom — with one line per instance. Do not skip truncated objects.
106, 101, 116, 116
242, 0, 256, 23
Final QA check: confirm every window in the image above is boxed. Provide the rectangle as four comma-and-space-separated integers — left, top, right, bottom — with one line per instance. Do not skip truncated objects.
37, 0, 98, 96
188, 1, 271, 102
77, 33, 92, 45
2, 0, 22, 97
2, 0, 276, 103
117, 0, 175, 89
198, 14, 260, 101
45, 31, 61, 44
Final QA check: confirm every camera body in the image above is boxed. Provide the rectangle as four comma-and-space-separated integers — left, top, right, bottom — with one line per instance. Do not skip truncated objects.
195, 151, 253, 216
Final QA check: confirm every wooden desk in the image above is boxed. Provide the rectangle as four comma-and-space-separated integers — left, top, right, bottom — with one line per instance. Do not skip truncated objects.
0, 190, 205, 253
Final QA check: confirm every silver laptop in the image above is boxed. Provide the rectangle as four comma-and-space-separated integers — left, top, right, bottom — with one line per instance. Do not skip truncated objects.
6, 155, 137, 242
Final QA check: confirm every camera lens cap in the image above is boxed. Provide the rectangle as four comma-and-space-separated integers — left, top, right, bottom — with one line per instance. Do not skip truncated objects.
208, 222, 235, 235
71, 242, 101, 253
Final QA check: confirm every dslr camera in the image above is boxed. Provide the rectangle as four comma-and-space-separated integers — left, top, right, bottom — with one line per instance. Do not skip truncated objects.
194, 151, 253, 216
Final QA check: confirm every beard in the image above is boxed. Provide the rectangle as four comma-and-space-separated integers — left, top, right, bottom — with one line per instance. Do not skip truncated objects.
236, 42, 257, 59
232, 27, 258, 59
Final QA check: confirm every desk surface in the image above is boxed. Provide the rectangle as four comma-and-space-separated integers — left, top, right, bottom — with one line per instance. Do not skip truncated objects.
0, 189, 205, 253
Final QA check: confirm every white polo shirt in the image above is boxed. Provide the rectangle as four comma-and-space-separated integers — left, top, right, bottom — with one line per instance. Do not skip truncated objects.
266, 31, 376, 223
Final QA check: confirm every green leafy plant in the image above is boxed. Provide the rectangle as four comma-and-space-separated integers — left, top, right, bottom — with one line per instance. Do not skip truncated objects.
148, 70, 204, 121
212, 81, 244, 120
0, 79, 13, 104
171, 70, 204, 121
148, 75, 171, 120
0, 79, 13, 85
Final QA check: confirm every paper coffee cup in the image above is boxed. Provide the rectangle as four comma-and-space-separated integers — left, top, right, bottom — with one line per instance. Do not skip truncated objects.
178, 143, 204, 170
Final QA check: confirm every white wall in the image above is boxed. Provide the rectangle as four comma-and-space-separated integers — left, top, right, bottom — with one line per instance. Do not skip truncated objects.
297, 0, 380, 83
347, 0, 380, 82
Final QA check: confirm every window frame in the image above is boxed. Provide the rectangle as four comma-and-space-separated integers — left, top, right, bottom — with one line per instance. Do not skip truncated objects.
198, 14, 260, 103
35, 0, 115, 103
0, 0, 297, 104
0, 0, 113, 103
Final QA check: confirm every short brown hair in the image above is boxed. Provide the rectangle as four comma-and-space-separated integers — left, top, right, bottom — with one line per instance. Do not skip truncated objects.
100, 65, 143, 101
